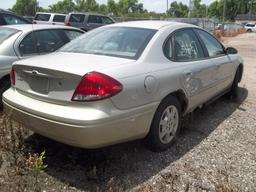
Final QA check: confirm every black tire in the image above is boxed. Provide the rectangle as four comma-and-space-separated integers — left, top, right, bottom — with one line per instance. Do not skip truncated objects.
0, 80, 11, 110
229, 68, 240, 99
146, 96, 181, 152
247, 29, 252, 32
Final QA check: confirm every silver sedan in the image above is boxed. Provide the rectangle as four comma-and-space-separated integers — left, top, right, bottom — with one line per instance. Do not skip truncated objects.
3, 21, 243, 151
0, 24, 84, 109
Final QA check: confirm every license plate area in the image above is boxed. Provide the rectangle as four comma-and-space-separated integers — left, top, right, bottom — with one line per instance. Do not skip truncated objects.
30, 75, 49, 95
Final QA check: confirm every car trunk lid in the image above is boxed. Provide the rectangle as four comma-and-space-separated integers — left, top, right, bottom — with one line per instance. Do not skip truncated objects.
13, 52, 133, 102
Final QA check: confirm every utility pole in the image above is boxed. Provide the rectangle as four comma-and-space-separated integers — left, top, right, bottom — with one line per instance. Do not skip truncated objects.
249, 0, 254, 20
167, 0, 169, 15
222, 0, 226, 22
188, 0, 193, 18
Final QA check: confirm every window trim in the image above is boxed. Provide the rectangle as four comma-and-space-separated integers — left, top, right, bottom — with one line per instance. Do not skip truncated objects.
193, 28, 227, 59
163, 27, 208, 62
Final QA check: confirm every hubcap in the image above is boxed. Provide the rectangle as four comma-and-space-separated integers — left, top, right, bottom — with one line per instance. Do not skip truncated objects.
159, 105, 179, 144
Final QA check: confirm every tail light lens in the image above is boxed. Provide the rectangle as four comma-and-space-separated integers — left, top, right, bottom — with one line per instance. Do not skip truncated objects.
72, 72, 122, 102
10, 66, 15, 86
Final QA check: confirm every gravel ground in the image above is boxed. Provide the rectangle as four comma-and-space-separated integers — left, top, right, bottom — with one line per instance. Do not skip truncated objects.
0, 33, 255, 192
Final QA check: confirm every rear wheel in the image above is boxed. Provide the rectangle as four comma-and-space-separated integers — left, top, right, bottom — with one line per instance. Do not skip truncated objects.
247, 29, 252, 32
146, 96, 181, 152
0, 80, 11, 110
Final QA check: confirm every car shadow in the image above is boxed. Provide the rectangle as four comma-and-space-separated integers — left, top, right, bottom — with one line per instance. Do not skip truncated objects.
24, 87, 248, 191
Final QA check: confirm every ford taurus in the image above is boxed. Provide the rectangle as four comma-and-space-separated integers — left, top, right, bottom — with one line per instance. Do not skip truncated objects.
3, 21, 243, 151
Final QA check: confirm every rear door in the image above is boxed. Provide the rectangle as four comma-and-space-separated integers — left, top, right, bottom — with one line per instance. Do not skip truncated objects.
67, 14, 86, 29
195, 29, 235, 93
169, 29, 218, 108
52, 14, 66, 25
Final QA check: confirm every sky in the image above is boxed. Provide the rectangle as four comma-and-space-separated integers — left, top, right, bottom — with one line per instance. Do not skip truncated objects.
1, 0, 214, 13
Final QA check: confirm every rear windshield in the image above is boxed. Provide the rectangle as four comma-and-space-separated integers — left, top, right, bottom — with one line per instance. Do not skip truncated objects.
0, 28, 19, 45
53, 15, 66, 22
69, 14, 85, 23
60, 27, 156, 59
34, 14, 51, 21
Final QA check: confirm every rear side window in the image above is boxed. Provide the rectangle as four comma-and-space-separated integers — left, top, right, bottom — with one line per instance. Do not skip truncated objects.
3, 14, 29, 24
64, 30, 83, 40
34, 14, 51, 21
34, 30, 68, 54
19, 33, 38, 56
69, 14, 85, 23
53, 15, 66, 22
246, 24, 255, 27
196, 29, 225, 57
88, 15, 102, 24
170, 29, 204, 61
0, 28, 19, 44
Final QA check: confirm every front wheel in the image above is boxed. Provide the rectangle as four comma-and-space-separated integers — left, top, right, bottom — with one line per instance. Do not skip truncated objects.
146, 96, 181, 152
228, 68, 242, 99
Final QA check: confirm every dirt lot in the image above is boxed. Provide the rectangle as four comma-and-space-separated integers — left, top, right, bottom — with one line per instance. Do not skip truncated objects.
0, 33, 256, 192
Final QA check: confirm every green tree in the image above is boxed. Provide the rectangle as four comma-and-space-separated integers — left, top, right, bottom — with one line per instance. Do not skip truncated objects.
191, 0, 207, 18
11, 0, 38, 16
107, 0, 118, 16
168, 1, 189, 17
49, 0, 76, 13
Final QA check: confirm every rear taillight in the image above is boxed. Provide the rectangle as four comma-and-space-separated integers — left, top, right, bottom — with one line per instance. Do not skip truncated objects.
65, 21, 71, 26
72, 72, 122, 102
10, 66, 15, 86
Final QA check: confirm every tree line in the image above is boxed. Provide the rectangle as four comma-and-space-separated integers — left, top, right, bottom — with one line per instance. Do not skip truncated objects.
10, 0, 256, 21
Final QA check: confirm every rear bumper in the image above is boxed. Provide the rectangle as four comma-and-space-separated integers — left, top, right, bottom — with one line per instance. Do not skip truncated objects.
3, 89, 158, 148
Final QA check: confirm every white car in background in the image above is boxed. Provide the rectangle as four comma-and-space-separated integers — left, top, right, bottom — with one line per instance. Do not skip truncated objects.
33, 12, 67, 25
244, 23, 256, 32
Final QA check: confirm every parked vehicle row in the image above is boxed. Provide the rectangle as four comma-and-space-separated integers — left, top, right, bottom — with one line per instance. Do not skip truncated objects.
33, 12, 115, 31
2, 21, 243, 152
0, 24, 84, 108
0, 9, 115, 32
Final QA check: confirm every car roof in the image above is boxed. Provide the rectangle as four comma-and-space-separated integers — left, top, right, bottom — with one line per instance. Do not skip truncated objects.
35, 12, 66, 16
0, 24, 83, 32
0, 8, 13, 13
68, 12, 108, 17
109, 20, 196, 30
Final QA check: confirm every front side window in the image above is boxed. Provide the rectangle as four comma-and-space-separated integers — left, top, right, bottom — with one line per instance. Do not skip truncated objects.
53, 15, 66, 22
35, 30, 67, 54
64, 30, 83, 40
69, 14, 85, 23
19, 33, 38, 56
3, 14, 28, 24
196, 29, 225, 57
171, 29, 204, 61
102, 16, 114, 24
61, 27, 156, 59
34, 14, 51, 21
88, 15, 102, 24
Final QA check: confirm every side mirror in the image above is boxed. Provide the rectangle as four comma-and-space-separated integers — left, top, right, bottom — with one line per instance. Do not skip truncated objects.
226, 47, 238, 54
